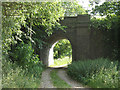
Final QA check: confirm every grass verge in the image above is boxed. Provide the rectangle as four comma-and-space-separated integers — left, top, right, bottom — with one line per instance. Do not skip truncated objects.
49, 57, 72, 67
50, 69, 71, 88
67, 58, 119, 88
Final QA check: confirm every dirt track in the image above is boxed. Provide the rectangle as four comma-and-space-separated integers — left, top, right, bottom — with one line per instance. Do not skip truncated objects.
40, 68, 89, 89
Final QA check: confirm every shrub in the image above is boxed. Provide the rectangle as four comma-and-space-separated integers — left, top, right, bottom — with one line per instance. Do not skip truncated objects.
9, 42, 45, 77
67, 58, 118, 88
87, 66, 118, 88
2, 56, 44, 88
10, 42, 34, 66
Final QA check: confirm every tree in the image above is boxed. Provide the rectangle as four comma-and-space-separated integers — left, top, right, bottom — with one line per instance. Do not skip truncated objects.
91, 1, 120, 16
54, 39, 72, 59
61, 1, 86, 16
90, 1, 120, 60
2, 2, 65, 56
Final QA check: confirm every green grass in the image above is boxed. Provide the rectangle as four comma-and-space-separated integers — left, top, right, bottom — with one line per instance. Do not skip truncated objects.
67, 58, 119, 88
2, 58, 44, 88
50, 69, 71, 88
49, 57, 72, 67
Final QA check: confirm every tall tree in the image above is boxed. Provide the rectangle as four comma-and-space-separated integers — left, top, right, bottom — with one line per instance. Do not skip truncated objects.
2, 2, 65, 55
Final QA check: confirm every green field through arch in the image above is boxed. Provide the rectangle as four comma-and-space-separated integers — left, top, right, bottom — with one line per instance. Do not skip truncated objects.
49, 39, 72, 68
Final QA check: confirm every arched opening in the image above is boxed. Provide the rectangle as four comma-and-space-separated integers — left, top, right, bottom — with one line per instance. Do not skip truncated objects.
48, 39, 72, 68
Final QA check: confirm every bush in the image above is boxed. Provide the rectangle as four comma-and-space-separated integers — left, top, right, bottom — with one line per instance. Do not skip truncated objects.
10, 42, 34, 66
9, 42, 45, 77
87, 66, 118, 88
67, 58, 118, 88
2, 57, 44, 88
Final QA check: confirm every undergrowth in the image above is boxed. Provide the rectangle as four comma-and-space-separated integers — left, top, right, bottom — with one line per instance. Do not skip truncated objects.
2, 42, 45, 88
2, 57, 45, 88
67, 58, 119, 88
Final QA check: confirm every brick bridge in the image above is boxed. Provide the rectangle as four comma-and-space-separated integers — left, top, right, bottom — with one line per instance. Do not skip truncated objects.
40, 15, 97, 66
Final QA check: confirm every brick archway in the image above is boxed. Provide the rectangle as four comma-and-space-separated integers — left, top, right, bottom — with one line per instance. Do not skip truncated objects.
40, 15, 90, 66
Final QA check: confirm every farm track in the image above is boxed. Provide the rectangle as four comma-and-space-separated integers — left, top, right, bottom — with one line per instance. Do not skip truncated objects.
57, 69, 85, 88
40, 68, 55, 88
40, 68, 90, 89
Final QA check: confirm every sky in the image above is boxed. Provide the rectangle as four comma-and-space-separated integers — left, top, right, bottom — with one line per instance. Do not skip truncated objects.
78, 0, 105, 10
78, 0, 90, 9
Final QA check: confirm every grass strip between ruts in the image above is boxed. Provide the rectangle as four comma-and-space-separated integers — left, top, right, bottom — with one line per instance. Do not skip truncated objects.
50, 69, 71, 88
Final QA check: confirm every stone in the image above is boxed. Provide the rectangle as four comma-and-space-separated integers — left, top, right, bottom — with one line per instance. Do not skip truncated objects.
40, 15, 90, 66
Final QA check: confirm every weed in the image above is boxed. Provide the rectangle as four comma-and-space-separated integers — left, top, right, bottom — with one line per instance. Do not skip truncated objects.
67, 58, 118, 88
2, 58, 44, 88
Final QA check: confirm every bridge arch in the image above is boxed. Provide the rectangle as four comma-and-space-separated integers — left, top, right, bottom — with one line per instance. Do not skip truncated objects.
40, 15, 90, 66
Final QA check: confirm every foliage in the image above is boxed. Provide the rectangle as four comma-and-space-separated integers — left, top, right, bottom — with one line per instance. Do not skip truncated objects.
10, 42, 37, 66
87, 66, 119, 88
62, 1, 86, 16
9, 42, 45, 77
50, 69, 71, 88
91, 1, 120, 16
2, 2, 65, 56
2, 57, 45, 88
67, 58, 119, 88
54, 39, 72, 59
90, 1, 120, 60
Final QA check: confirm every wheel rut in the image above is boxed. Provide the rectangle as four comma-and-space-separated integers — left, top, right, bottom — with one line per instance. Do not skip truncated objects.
40, 68, 89, 89
57, 69, 85, 88
40, 68, 55, 88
